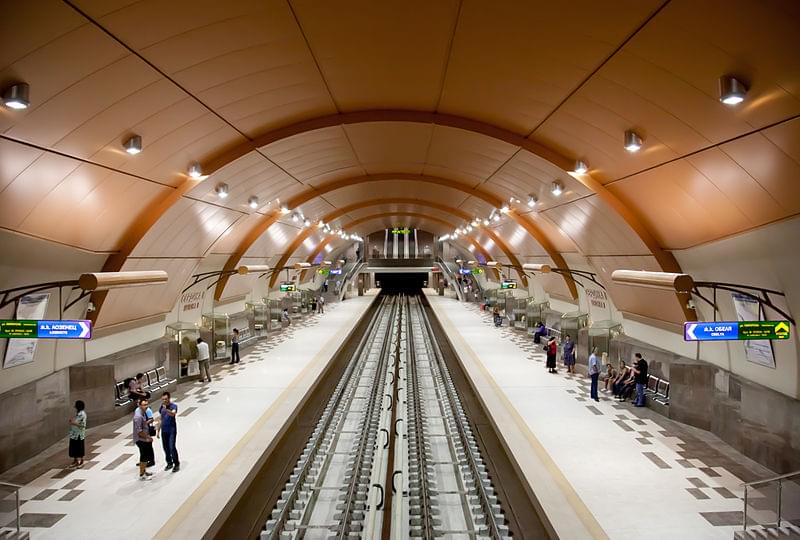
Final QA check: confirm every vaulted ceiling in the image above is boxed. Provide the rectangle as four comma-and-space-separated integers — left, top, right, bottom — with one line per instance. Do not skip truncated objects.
2, 0, 798, 329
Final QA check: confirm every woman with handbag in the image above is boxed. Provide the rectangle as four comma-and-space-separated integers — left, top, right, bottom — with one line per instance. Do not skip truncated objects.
546, 337, 558, 374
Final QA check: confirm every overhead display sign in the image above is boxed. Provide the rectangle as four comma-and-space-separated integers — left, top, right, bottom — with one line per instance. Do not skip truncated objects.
329, 268, 342, 275
0, 320, 92, 339
317, 267, 330, 276
501, 280, 517, 290
471, 268, 484, 275
458, 268, 472, 275
684, 321, 790, 342
279, 282, 296, 293
391, 228, 411, 235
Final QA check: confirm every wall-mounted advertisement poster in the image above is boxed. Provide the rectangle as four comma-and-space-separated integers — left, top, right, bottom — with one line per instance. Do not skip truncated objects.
732, 293, 775, 369
3, 293, 50, 369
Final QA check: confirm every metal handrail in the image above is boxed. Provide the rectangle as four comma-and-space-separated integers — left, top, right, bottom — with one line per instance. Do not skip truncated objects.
0, 481, 22, 533
742, 469, 800, 530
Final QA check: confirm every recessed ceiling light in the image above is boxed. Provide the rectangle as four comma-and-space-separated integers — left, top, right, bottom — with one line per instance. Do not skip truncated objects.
527, 195, 538, 207
123, 135, 142, 155
493, 214, 501, 222
280, 206, 290, 214
291, 213, 300, 222
317, 220, 325, 228
214, 183, 229, 199
482, 218, 490, 226
573, 160, 588, 174
551, 181, 563, 196
303, 219, 311, 227
500, 205, 510, 214
2, 83, 30, 110
248, 196, 259, 209
623, 130, 643, 153
188, 162, 204, 179
719, 75, 747, 105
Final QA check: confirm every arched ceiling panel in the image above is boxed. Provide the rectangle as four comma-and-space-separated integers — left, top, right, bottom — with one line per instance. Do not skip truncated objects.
0, 139, 169, 252
75, 0, 337, 136
314, 180, 473, 211
542, 195, 650, 256
437, 0, 664, 134
422, 125, 518, 184
531, 0, 800, 183
290, 0, 460, 111
259, 126, 364, 185
242, 222, 303, 260
342, 122, 434, 175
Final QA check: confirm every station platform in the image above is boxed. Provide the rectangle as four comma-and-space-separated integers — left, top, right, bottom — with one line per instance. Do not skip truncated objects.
423, 291, 782, 540
0, 293, 377, 540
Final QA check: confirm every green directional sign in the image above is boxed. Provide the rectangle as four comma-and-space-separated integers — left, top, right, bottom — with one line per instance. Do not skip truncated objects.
391, 228, 411, 235
739, 320, 790, 340
471, 267, 484, 275
279, 282, 296, 293
501, 280, 517, 290
0, 320, 37, 338
317, 267, 330, 276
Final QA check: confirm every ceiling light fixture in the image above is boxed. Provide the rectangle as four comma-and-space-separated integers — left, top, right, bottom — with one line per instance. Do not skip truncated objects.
527, 195, 538, 208
623, 130, 643, 153
2, 82, 30, 110
551, 181, 563, 197
188, 162, 205, 179
280, 206, 290, 215
123, 135, 142, 155
493, 214, 501, 222
573, 160, 588, 174
248, 196, 259, 209
303, 219, 311, 227
719, 75, 747, 105
482, 218, 490, 226
214, 183, 229, 198
291, 212, 300, 222
317, 220, 325, 228
500, 204, 510, 214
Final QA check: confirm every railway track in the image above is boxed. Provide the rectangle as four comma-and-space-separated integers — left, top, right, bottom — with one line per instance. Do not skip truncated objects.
263, 294, 510, 539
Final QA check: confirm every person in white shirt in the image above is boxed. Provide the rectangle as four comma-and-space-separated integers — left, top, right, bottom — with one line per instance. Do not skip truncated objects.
318, 295, 325, 314
196, 337, 211, 382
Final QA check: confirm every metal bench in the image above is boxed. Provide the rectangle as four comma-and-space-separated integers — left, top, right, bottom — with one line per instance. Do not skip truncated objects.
645, 375, 670, 405
114, 381, 132, 407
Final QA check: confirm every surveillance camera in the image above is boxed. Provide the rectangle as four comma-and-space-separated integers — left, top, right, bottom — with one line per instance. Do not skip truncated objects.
686, 299, 696, 310
86, 301, 96, 312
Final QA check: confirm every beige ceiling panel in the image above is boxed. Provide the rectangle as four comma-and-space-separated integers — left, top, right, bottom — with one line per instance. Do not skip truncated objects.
486, 220, 548, 257
620, 0, 800, 127
260, 126, 363, 183
0, 139, 43, 193
763, 118, 800, 164
721, 129, 800, 214
291, 0, 459, 110
543, 195, 649, 256
344, 122, 434, 175
20, 166, 168, 253
424, 126, 518, 183
97, 257, 199, 328
588, 255, 686, 325
455, 196, 502, 221
282, 198, 336, 225
0, 23, 128, 135
486, 150, 591, 211
189, 152, 301, 212
439, 0, 661, 134
209, 213, 264, 255
130, 198, 243, 258
319, 180, 471, 209
607, 157, 774, 249
246, 222, 306, 258
533, 83, 683, 183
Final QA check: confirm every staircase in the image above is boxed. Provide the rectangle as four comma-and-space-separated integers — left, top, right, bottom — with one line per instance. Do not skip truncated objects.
0, 529, 29, 539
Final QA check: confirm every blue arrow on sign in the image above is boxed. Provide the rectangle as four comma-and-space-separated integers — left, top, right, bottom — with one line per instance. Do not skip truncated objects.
36, 320, 92, 339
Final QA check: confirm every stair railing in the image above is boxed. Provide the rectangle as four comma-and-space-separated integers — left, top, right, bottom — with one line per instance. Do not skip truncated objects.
742, 469, 800, 529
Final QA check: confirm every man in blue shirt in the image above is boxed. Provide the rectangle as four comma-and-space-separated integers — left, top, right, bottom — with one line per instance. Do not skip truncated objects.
158, 392, 180, 472
588, 347, 601, 402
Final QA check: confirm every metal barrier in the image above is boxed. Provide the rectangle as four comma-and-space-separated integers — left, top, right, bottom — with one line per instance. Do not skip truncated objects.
0, 481, 22, 534
742, 469, 800, 530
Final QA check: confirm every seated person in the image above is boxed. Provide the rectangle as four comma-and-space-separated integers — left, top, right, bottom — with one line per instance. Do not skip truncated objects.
602, 362, 617, 392
128, 373, 150, 401
616, 369, 637, 402
281, 308, 291, 326
492, 306, 503, 327
612, 363, 631, 397
533, 322, 547, 344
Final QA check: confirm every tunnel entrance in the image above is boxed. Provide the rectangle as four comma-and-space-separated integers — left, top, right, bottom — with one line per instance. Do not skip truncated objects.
375, 272, 428, 291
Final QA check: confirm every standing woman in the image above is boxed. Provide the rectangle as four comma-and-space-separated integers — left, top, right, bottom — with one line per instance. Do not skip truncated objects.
546, 337, 558, 374
68, 400, 87, 468
562, 334, 576, 374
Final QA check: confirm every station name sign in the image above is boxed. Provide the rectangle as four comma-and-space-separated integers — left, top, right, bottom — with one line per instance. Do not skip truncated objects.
0, 319, 92, 339
391, 228, 411, 235
683, 321, 790, 341
500, 280, 517, 290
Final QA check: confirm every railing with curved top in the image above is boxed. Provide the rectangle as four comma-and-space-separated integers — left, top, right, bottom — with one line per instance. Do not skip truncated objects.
742, 469, 800, 530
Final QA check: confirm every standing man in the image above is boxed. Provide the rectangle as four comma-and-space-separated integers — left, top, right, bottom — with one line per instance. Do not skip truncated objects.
133, 399, 154, 481
562, 334, 576, 374
632, 353, 648, 407
588, 347, 601, 402
158, 392, 179, 472
318, 294, 325, 314
197, 337, 211, 383
230, 328, 240, 365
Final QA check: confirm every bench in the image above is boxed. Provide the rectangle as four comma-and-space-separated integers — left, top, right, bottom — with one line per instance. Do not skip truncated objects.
114, 367, 177, 407
645, 374, 670, 405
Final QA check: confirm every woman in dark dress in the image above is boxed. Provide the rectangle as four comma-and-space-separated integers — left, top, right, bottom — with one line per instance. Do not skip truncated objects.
546, 337, 558, 373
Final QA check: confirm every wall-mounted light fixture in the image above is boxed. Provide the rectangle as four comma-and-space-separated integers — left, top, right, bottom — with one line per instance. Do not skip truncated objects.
527, 195, 538, 207
551, 181, 563, 197
188, 162, 205, 179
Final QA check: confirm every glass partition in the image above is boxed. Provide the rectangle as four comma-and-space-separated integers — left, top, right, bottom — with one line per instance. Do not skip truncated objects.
526, 299, 550, 334
587, 320, 625, 365
247, 301, 269, 339
201, 312, 231, 362
165, 322, 199, 380
560, 311, 589, 343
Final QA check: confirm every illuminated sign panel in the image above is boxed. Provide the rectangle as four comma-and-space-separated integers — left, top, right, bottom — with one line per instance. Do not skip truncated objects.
279, 282, 297, 293
471, 268, 484, 275
500, 280, 517, 290
683, 321, 790, 341
391, 228, 411, 235
0, 320, 92, 339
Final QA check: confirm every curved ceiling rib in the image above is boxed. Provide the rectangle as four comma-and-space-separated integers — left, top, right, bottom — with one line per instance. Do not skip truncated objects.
213, 179, 556, 298
278, 201, 523, 286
